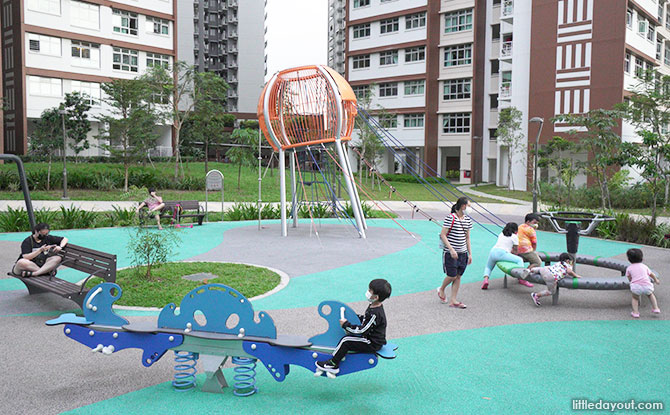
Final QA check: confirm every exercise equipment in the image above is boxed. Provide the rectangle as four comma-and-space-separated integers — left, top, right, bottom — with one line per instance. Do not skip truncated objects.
47, 282, 397, 396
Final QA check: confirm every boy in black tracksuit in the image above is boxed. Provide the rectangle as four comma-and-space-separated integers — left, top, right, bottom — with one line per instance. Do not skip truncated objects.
316, 278, 392, 375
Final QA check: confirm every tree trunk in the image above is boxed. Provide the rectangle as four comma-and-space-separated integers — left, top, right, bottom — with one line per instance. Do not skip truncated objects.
507, 151, 513, 190
664, 175, 669, 206
124, 163, 129, 193
173, 128, 181, 181
145, 263, 152, 279
651, 187, 658, 227
237, 162, 242, 190
47, 155, 52, 191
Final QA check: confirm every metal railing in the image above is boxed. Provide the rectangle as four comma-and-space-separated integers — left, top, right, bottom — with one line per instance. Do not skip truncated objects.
500, 81, 512, 98
501, 40, 513, 58
502, 0, 513, 17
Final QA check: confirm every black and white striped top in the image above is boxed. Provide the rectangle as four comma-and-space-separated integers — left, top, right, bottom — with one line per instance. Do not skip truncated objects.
443, 213, 473, 253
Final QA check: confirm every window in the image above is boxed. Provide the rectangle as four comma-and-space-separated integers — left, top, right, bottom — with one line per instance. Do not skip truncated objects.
112, 47, 138, 72
444, 9, 473, 33
27, 34, 61, 56
665, 43, 670, 66
626, 9, 633, 28
403, 114, 424, 128
489, 128, 498, 141
71, 41, 98, 60
405, 12, 426, 29
443, 113, 471, 134
660, 2, 664, 22
146, 17, 169, 35
379, 50, 398, 66
353, 0, 369, 8
405, 46, 425, 62
404, 80, 425, 95
639, 18, 648, 35
667, 5, 670, 30
352, 85, 370, 100
352, 54, 370, 69
444, 44, 472, 67
147, 52, 170, 68
443, 78, 471, 100
112, 9, 138, 36
492, 24, 500, 41
353, 23, 371, 39
624, 52, 631, 73
379, 82, 398, 97
491, 59, 500, 74
27, 0, 60, 15
648, 24, 655, 42
379, 114, 397, 129
380, 18, 399, 34
71, 80, 101, 106
28, 76, 61, 97
657, 37, 663, 60
490, 94, 499, 109
70, 1, 99, 30
3, 3, 12, 28
635, 56, 644, 77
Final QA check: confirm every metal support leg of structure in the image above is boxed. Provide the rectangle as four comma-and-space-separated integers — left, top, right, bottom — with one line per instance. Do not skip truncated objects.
290, 149, 298, 228
334, 140, 366, 238
279, 149, 287, 236
200, 355, 229, 393
341, 144, 368, 230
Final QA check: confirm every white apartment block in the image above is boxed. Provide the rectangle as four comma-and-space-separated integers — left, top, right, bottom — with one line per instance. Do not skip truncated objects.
2, 0, 176, 156
328, 0, 347, 75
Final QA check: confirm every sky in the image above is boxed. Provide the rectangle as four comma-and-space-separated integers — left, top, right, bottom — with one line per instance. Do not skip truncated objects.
264, 0, 328, 80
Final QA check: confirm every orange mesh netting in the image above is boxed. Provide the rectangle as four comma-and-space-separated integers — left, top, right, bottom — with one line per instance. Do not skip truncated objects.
257, 65, 357, 151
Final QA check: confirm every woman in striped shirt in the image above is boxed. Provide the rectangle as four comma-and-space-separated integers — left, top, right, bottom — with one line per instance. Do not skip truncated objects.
437, 197, 473, 308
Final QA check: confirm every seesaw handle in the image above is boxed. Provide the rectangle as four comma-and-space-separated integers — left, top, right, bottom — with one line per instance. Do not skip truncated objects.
340, 307, 345, 321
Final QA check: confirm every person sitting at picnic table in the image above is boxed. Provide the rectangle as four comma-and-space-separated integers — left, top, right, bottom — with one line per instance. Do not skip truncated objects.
13, 223, 68, 278
137, 187, 165, 230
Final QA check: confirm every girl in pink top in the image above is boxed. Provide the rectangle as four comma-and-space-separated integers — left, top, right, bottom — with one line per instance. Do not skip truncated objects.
626, 248, 660, 318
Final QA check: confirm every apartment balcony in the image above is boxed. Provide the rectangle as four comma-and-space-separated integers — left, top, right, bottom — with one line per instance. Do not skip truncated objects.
228, 30, 238, 38
500, 40, 513, 61
228, 61, 238, 68
228, 90, 238, 98
501, 0, 513, 20
228, 0, 237, 6
499, 81, 512, 100
228, 15, 238, 23
228, 45, 238, 53
227, 75, 238, 83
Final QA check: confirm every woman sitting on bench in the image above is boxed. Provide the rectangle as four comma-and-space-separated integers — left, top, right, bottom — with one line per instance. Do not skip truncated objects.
13, 223, 68, 278
137, 188, 165, 230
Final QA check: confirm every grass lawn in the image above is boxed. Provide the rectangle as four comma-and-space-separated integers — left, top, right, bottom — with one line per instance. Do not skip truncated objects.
0, 161, 503, 204
85, 262, 281, 308
471, 183, 533, 202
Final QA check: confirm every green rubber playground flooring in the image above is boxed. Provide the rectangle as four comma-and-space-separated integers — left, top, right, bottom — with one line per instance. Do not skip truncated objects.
64, 320, 669, 415
0, 219, 637, 311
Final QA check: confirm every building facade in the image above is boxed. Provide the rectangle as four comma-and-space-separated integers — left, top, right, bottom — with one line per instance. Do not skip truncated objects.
328, 0, 347, 75
179, 0, 265, 117
1, 0, 177, 156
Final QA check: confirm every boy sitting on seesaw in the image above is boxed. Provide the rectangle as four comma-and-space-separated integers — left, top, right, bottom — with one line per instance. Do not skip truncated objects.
316, 278, 392, 375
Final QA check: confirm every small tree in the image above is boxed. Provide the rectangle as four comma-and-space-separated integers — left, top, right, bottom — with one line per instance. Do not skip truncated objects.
30, 108, 63, 190
60, 92, 92, 160
496, 106, 524, 190
617, 68, 670, 225
182, 107, 232, 174
537, 136, 582, 207
227, 127, 257, 190
144, 62, 228, 180
97, 79, 159, 192
552, 109, 622, 211
127, 227, 180, 280
353, 84, 385, 188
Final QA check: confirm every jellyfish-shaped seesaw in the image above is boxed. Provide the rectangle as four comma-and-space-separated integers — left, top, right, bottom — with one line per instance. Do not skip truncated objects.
258, 65, 367, 238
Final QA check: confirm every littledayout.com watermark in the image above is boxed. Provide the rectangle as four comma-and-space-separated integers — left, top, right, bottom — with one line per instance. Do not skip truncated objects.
572, 399, 664, 412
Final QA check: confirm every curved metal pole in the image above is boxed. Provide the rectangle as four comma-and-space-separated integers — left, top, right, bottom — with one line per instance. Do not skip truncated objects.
0, 154, 36, 230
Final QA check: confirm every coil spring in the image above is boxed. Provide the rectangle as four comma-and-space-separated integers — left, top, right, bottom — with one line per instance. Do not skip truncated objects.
232, 356, 258, 397
173, 351, 198, 391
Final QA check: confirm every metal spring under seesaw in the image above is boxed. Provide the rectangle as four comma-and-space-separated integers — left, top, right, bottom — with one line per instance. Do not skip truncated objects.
232, 356, 258, 396
173, 351, 198, 391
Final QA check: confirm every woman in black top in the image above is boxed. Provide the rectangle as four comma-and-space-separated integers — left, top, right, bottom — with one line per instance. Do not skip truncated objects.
13, 223, 68, 277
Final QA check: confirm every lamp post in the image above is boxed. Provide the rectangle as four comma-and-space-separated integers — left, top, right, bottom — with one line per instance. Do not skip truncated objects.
58, 109, 69, 200
529, 117, 544, 213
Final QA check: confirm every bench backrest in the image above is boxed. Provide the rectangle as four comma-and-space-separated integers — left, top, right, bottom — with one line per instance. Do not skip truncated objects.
177, 200, 201, 211
59, 244, 117, 282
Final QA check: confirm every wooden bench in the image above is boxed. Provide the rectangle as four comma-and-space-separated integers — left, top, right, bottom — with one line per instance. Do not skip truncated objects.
9, 244, 117, 308
140, 200, 205, 226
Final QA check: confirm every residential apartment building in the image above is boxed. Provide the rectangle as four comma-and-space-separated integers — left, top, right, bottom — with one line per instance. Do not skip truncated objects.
1, 0, 177, 156
178, 0, 265, 117
328, 0, 347, 75
476, 0, 667, 190
344, 0, 476, 183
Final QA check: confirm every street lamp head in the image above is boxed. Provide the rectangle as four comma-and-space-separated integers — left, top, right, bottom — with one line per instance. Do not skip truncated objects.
529, 117, 544, 124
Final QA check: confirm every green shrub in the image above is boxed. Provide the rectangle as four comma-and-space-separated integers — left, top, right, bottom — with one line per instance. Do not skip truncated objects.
108, 205, 137, 227
127, 227, 181, 279
59, 206, 97, 229
0, 207, 31, 232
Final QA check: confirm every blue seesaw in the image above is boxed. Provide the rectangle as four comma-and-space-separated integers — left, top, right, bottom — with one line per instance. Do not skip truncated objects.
47, 283, 397, 396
